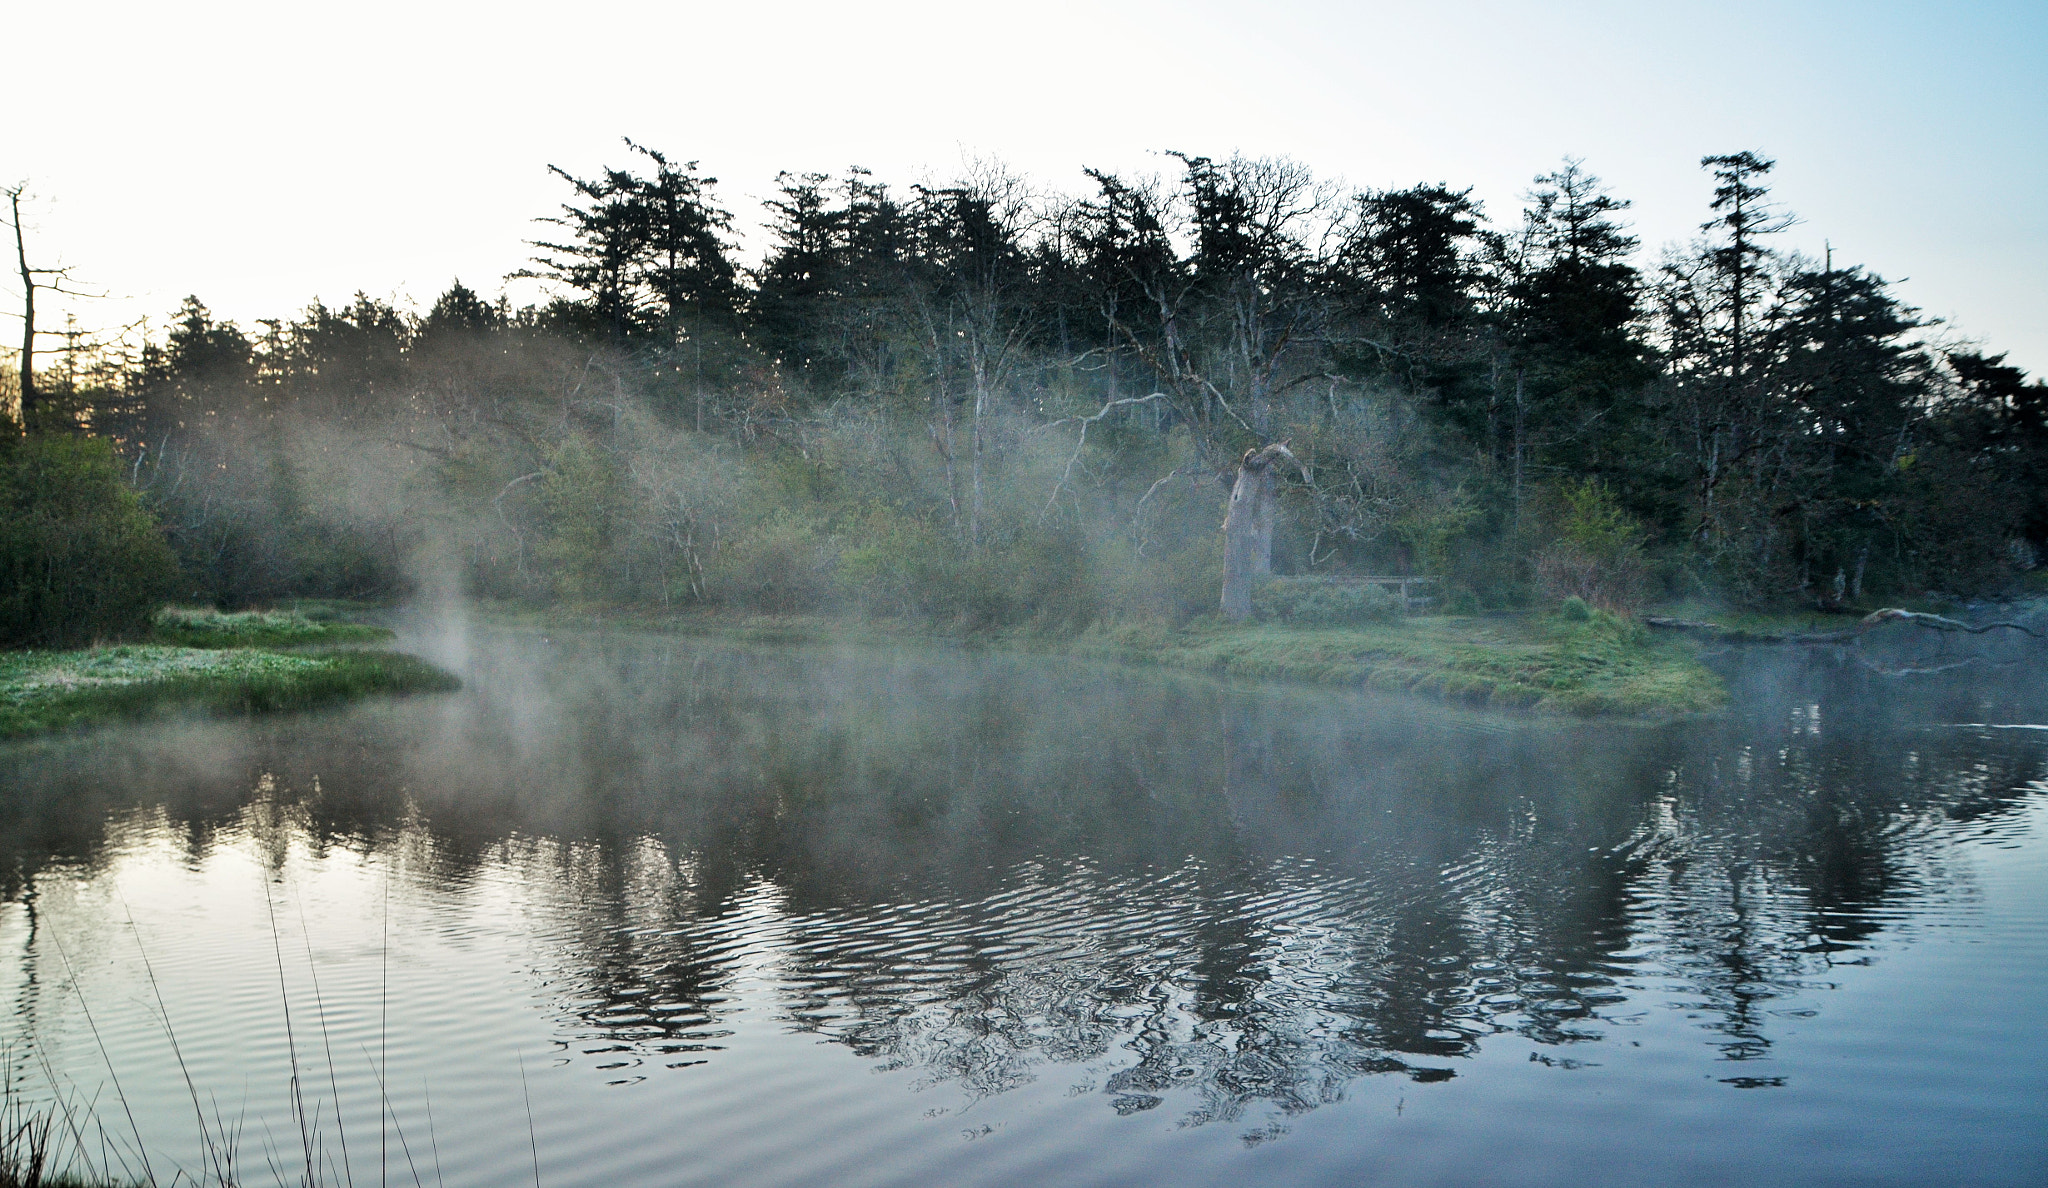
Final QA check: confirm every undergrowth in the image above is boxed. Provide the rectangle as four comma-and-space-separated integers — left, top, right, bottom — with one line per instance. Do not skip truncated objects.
149, 607, 393, 649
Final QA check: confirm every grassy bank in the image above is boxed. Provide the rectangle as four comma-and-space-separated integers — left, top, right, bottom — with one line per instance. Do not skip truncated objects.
149, 604, 396, 648
511, 603, 1727, 718
1060, 613, 1726, 716
0, 643, 458, 739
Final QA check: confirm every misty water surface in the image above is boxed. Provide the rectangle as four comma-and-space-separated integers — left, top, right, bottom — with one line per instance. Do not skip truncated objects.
0, 622, 2044, 1187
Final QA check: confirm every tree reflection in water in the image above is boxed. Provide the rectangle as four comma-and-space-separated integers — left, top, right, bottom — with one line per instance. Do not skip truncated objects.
0, 630, 2042, 1136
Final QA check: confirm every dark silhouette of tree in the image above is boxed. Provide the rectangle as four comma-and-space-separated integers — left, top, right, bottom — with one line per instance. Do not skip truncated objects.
519, 141, 738, 349
1763, 265, 1932, 597
6, 184, 103, 433
624, 140, 739, 342
1336, 183, 1490, 332
1490, 162, 1658, 518
521, 162, 648, 342
1698, 151, 1795, 386
419, 279, 501, 340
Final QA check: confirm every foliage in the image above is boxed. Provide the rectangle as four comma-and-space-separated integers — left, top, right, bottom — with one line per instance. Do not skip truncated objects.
1252, 578, 1404, 625
13, 142, 2042, 645
1534, 479, 1651, 612
0, 435, 180, 649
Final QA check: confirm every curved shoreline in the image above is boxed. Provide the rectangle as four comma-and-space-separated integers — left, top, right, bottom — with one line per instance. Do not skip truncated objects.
481, 606, 1730, 719
0, 643, 461, 739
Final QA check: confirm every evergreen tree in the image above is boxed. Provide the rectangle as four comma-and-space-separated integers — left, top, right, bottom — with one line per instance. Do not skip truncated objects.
1698, 151, 1794, 385
1336, 184, 1489, 331
420, 279, 502, 340
623, 140, 739, 342
1763, 264, 1932, 595
1943, 350, 2048, 551
521, 161, 648, 341
1502, 162, 1661, 517
750, 171, 846, 379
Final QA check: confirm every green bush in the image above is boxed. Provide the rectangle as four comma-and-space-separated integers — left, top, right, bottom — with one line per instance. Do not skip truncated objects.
956, 529, 1097, 629
834, 501, 950, 616
0, 435, 180, 648
150, 606, 393, 648
1534, 480, 1650, 612
1559, 595, 1592, 621
1252, 577, 1404, 625
709, 512, 840, 613
537, 433, 622, 603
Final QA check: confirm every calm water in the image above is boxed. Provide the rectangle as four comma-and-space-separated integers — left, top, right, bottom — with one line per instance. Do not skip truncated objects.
0, 620, 2044, 1187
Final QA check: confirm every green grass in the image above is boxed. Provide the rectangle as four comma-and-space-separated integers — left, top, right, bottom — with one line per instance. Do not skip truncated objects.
1062, 612, 1727, 717
0, 644, 459, 738
508, 603, 1726, 718
149, 605, 394, 648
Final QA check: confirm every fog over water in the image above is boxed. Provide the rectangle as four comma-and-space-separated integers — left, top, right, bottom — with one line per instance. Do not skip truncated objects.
0, 620, 2044, 1186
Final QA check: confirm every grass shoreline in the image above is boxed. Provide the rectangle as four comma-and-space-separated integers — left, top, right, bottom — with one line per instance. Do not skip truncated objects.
0, 596, 1746, 737
1, 606, 458, 740
490, 603, 1731, 719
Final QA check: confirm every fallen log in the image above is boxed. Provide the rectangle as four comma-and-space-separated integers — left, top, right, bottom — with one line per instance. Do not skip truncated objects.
1854, 607, 2043, 638
1644, 608, 2044, 645
1643, 616, 1745, 635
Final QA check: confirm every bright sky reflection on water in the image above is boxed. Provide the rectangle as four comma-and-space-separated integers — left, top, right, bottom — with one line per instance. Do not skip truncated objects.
0, 626, 2043, 1186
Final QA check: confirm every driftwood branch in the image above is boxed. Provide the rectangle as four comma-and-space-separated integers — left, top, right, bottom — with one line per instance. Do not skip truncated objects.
1861, 607, 2044, 638
1851, 655, 2025, 678
1644, 607, 2045, 644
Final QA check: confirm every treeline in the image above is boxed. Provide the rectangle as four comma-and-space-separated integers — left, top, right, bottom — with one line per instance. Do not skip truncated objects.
10, 145, 2048, 628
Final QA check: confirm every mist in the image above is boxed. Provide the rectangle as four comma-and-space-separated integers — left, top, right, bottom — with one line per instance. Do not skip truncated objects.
2, 138, 2047, 1187
13, 146, 2035, 631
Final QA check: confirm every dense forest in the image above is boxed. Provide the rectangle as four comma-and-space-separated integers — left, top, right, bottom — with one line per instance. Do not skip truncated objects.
5, 146, 2046, 645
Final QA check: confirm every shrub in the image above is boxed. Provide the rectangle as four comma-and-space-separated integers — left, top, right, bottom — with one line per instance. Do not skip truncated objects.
709, 512, 839, 613
0, 435, 180, 648
955, 529, 1098, 630
537, 433, 621, 603
1534, 480, 1650, 613
1559, 595, 1592, 621
1252, 578, 1404, 625
150, 606, 393, 648
834, 501, 950, 617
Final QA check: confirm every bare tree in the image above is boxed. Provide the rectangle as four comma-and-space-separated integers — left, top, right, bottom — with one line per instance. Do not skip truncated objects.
910, 162, 1040, 550
4, 184, 97, 431
1220, 441, 1303, 619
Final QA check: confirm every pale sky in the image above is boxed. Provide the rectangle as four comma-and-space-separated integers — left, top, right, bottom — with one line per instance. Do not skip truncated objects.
8, 0, 2045, 373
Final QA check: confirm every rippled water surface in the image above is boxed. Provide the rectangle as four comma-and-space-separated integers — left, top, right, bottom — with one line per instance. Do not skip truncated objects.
2, 622, 2045, 1186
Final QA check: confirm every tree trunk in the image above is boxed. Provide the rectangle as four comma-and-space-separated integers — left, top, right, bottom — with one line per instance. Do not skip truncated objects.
1511, 368, 1527, 527
969, 340, 987, 551
9, 188, 32, 427
1220, 443, 1296, 620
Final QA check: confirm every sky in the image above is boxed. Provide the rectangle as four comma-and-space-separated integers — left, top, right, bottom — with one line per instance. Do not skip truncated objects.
6, 0, 2045, 373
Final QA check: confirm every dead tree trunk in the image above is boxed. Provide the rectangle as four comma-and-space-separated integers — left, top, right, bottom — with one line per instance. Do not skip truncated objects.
7, 186, 33, 427
1220, 442, 1298, 620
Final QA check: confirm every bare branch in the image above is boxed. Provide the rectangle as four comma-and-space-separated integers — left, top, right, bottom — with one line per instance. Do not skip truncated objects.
1038, 393, 1166, 520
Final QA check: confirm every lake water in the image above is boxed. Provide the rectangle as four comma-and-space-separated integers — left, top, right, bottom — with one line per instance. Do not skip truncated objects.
0, 620, 2044, 1187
